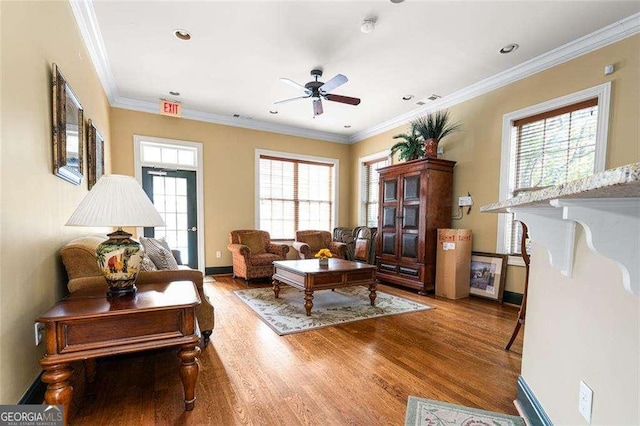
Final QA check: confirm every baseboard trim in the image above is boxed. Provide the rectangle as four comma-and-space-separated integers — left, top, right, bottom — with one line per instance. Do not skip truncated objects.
516, 376, 552, 426
205, 266, 233, 275
503, 291, 523, 306
18, 372, 45, 404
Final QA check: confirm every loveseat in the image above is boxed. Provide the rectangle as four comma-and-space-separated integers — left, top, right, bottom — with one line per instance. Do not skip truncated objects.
60, 235, 214, 346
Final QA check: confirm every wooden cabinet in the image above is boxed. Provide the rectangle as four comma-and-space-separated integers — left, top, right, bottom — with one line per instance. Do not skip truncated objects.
376, 158, 455, 294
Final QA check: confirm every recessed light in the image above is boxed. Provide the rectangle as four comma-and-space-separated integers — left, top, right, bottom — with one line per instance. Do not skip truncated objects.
169, 91, 180, 96
500, 43, 519, 54
174, 29, 191, 41
402, 95, 414, 101
344, 125, 351, 128
390, 0, 405, 3
269, 110, 278, 114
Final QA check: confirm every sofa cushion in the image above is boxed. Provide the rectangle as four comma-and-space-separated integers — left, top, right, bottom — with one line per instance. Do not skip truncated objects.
140, 237, 179, 270
249, 252, 281, 266
238, 232, 266, 254
303, 233, 326, 254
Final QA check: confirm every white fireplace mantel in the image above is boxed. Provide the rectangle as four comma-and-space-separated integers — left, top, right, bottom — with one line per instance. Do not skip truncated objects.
481, 162, 640, 295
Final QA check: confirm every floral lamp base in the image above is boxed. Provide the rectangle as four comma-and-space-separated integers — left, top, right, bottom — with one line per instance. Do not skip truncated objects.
96, 228, 143, 297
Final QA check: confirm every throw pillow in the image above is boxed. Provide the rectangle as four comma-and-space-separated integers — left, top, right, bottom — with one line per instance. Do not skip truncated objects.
140, 254, 158, 272
238, 232, 265, 254
140, 237, 179, 270
303, 233, 326, 254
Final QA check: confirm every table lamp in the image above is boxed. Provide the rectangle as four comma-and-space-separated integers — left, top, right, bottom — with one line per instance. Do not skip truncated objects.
66, 174, 165, 297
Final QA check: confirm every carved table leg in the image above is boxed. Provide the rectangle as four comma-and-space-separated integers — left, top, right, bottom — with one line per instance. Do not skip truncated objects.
304, 289, 314, 316
83, 358, 96, 384
369, 282, 377, 306
178, 343, 200, 411
41, 363, 73, 425
272, 279, 280, 298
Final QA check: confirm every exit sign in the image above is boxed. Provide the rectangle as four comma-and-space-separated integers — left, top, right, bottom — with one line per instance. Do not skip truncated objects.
160, 99, 182, 117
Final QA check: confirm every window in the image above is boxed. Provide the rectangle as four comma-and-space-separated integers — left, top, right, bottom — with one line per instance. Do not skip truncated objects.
498, 83, 610, 261
257, 150, 338, 240
359, 152, 390, 227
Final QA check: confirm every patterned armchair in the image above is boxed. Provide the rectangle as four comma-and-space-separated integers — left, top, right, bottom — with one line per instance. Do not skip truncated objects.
292, 230, 347, 260
227, 230, 289, 282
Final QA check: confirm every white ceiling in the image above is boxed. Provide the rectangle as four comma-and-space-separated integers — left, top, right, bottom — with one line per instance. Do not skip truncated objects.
75, 1, 640, 143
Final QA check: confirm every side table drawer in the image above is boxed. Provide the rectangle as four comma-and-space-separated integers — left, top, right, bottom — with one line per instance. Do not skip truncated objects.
57, 310, 184, 353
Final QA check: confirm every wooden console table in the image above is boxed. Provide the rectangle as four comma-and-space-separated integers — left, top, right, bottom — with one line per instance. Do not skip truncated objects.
36, 281, 201, 425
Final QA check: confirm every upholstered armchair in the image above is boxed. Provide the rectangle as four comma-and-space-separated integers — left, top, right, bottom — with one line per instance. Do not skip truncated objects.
292, 230, 347, 260
352, 226, 378, 264
227, 230, 289, 282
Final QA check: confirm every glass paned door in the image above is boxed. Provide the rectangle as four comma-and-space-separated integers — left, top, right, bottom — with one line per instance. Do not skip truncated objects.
142, 167, 198, 268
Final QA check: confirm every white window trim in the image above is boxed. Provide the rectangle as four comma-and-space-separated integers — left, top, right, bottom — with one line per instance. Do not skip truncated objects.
133, 135, 206, 272
497, 82, 611, 266
358, 150, 391, 226
255, 149, 340, 239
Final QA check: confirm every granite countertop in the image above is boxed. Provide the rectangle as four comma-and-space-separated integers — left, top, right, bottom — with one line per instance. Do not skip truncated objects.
481, 162, 640, 213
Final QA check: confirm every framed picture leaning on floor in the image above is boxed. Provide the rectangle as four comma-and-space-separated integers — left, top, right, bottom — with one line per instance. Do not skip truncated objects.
469, 252, 507, 302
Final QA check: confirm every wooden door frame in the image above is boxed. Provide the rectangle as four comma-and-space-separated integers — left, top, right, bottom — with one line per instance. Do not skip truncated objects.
133, 135, 205, 273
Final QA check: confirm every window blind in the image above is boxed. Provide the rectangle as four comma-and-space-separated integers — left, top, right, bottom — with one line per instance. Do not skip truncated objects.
364, 158, 389, 227
507, 98, 599, 253
259, 155, 334, 239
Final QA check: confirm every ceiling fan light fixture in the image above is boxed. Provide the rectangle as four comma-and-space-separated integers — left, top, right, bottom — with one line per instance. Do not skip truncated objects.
499, 43, 519, 54
360, 18, 377, 34
173, 29, 191, 41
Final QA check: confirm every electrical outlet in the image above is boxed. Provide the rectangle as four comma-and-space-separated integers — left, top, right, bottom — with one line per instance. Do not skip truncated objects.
578, 380, 593, 423
437, 145, 444, 155
34, 322, 44, 346
215, 251, 222, 258
458, 196, 473, 207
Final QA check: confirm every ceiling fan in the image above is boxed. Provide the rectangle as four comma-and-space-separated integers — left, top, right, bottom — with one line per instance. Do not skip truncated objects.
275, 69, 361, 117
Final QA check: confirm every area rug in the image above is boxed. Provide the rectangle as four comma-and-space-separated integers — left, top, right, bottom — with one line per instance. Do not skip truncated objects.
404, 396, 525, 426
233, 285, 432, 335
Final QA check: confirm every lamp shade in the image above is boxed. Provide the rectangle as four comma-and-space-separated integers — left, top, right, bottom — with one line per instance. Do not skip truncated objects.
67, 174, 164, 227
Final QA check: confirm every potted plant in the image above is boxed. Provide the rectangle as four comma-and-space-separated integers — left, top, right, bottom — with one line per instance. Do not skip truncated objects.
390, 123, 425, 161
412, 110, 462, 158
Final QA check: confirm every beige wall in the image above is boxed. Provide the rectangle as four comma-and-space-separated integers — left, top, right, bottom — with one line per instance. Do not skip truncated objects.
0, 1, 111, 403
524, 233, 639, 424
349, 35, 639, 295
109, 108, 351, 267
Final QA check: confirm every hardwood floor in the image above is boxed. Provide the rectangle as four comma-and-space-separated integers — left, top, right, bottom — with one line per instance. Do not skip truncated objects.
71, 275, 523, 425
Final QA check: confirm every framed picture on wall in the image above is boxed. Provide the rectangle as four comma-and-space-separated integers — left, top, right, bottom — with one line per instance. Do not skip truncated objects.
87, 119, 105, 190
469, 252, 508, 302
52, 63, 83, 185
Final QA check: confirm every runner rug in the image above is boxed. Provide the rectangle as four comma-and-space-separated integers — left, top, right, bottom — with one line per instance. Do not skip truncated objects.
404, 396, 525, 426
233, 285, 432, 335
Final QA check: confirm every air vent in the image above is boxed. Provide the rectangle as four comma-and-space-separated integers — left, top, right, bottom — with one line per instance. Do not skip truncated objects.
232, 114, 253, 120
416, 101, 426, 106
427, 94, 441, 101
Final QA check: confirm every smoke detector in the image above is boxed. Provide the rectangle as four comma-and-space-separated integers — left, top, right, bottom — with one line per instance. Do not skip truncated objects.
361, 18, 377, 34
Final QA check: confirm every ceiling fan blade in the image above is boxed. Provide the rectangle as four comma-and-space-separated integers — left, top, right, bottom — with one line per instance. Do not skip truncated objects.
274, 95, 310, 105
280, 78, 312, 95
313, 98, 323, 116
325, 93, 361, 106
319, 74, 347, 94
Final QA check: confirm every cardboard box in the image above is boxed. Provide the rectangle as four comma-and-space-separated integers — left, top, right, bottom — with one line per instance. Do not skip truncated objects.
436, 229, 472, 299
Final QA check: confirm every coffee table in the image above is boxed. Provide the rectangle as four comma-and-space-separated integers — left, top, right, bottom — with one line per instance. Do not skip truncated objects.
272, 258, 377, 316
36, 281, 201, 425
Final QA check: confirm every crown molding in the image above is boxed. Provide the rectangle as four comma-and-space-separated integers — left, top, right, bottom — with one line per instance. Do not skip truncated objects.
70, 0, 638, 145
69, 0, 118, 103
112, 96, 350, 143
349, 12, 640, 143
